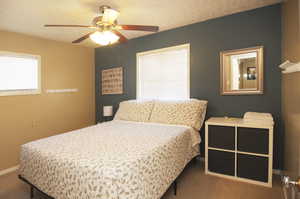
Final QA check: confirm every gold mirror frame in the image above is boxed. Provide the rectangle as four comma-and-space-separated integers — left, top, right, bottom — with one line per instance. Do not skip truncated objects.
220, 46, 264, 95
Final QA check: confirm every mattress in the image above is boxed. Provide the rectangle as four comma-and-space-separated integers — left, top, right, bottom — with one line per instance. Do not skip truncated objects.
19, 120, 200, 199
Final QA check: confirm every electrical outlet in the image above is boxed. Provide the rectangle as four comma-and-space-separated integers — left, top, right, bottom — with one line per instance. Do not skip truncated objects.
32, 120, 38, 128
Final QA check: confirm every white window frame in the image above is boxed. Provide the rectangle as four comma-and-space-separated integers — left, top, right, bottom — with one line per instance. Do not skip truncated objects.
136, 43, 190, 100
0, 51, 41, 96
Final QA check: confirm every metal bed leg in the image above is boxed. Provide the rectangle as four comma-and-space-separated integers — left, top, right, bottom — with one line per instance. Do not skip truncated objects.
19, 175, 55, 199
30, 186, 34, 199
174, 180, 177, 196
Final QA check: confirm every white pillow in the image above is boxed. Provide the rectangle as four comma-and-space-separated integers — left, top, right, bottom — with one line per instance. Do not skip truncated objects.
114, 100, 154, 122
149, 99, 207, 130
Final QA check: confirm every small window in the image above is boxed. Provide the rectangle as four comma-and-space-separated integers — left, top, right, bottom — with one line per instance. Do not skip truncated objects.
137, 44, 190, 100
0, 51, 41, 96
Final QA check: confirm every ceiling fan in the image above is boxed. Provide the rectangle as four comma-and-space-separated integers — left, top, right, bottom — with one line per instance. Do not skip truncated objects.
44, 5, 159, 46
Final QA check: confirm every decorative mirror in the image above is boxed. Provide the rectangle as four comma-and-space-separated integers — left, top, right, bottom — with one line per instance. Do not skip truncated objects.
220, 46, 263, 95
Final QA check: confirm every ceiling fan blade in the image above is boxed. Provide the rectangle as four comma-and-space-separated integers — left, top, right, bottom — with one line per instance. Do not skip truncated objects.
72, 32, 95, 43
44, 25, 97, 29
118, 25, 159, 32
111, 30, 128, 43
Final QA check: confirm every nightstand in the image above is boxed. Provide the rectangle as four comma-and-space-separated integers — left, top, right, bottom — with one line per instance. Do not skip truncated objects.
205, 117, 273, 187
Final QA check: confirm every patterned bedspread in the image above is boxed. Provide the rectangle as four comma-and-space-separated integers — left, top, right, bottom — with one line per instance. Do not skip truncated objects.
20, 120, 200, 199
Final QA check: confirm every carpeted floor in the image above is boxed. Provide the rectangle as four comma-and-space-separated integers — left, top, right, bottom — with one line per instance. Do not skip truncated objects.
0, 161, 283, 199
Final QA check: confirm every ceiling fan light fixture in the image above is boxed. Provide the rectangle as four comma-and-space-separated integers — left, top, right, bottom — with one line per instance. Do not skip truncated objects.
102, 8, 120, 24
90, 31, 120, 45
44, 5, 159, 45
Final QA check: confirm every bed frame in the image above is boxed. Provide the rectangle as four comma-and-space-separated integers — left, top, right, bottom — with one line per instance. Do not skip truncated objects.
19, 175, 178, 199
18, 156, 199, 199
18, 175, 55, 199
19, 174, 178, 199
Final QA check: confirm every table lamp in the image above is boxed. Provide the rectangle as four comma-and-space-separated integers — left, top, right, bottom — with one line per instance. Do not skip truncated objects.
103, 105, 113, 121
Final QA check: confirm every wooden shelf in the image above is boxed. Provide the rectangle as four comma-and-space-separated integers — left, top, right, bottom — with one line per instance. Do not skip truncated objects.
208, 147, 270, 158
208, 147, 235, 153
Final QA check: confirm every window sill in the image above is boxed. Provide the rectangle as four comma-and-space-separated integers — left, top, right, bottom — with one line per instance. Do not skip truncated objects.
0, 89, 41, 97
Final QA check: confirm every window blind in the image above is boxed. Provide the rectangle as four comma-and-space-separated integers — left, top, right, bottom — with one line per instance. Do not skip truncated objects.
137, 44, 189, 100
0, 52, 40, 96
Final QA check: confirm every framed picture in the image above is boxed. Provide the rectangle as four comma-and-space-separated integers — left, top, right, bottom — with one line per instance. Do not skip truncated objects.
247, 67, 257, 80
101, 67, 123, 95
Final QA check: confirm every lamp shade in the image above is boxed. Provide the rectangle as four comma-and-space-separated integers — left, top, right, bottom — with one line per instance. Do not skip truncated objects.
90, 31, 119, 46
103, 106, 113, 117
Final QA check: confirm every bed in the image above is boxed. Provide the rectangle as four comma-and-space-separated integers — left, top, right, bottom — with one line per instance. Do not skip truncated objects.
19, 99, 207, 199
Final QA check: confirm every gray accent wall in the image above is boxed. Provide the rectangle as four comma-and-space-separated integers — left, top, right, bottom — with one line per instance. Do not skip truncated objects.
95, 4, 283, 169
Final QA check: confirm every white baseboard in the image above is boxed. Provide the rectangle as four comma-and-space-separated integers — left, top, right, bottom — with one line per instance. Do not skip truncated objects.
0, 165, 19, 176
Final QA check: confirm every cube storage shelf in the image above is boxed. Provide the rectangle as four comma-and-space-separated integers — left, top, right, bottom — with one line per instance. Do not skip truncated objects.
205, 117, 273, 187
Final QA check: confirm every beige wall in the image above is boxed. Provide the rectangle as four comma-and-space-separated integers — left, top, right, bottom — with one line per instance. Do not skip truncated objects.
0, 30, 95, 171
282, 0, 300, 177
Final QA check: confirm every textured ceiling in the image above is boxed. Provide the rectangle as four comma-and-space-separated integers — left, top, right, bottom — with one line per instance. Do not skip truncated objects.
0, 0, 282, 48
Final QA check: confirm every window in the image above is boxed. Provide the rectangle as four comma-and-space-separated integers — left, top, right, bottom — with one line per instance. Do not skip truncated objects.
0, 51, 41, 96
137, 44, 190, 100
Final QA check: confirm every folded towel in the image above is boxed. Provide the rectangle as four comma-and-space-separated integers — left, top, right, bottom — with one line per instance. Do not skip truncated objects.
279, 60, 294, 69
244, 112, 273, 120
244, 118, 274, 125
282, 64, 300, 74
244, 118, 273, 122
